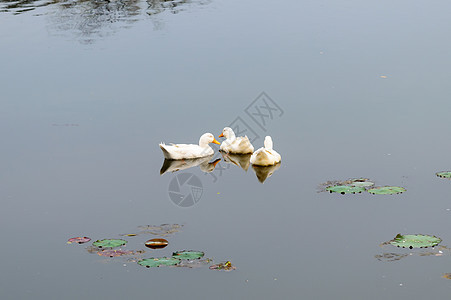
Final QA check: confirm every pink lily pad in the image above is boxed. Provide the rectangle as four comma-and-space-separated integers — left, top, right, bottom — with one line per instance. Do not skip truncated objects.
67, 237, 91, 244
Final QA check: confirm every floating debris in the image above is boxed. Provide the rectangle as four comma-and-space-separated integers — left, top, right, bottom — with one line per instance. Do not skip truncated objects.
92, 239, 127, 249
209, 261, 236, 271
138, 224, 183, 237
67, 237, 91, 244
120, 233, 138, 237
138, 257, 180, 268
145, 238, 169, 249
436, 171, 451, 179
325, 185, 365, 194
97, 250, 142, 257
389, 234, 441, 249
442, 273, 451, 279
368, 186, 406, 195
172, 250, 204, 260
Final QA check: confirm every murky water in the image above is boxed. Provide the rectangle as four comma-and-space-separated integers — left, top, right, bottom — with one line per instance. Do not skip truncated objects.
2, 0, 451, 298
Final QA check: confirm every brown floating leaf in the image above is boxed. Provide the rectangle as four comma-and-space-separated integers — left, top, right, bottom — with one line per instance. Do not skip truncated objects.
145, 238, 169, 249
443, 273, 451, 279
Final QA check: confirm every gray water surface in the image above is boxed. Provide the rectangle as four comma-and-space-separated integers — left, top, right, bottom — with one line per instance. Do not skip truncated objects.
2, 0, 451, 299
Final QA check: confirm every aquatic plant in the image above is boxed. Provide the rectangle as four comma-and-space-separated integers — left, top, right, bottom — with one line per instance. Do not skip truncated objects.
325, 185, 366, 194
368, 186, 406, 195
172, 250, 204, 260
138, 257, 180, 268
92, 239, 127, 249
389, 234, 441, 249
436, 171, 451, 179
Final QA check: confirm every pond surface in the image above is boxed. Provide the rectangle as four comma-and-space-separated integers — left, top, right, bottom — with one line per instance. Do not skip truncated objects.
2, 0, 451, 298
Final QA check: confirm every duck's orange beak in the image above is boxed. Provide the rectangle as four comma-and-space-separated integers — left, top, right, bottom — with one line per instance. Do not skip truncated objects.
218, 133, 224, 138
212, 138, 220, 145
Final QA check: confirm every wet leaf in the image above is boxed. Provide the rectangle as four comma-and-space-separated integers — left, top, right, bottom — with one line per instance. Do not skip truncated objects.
175, 258, 213, 268
120, 233, 137, 237
137, 257, 180, 268
67, 237, 91, 244
209, 261, 236, 271
92, 239, 127, 249
325, 185, 365, 194
138, 224, 183, 236
436, 171, 451, 179
442, 273, 451, 279
368, 186, 406, 195
97, 250, 136, 257
145, 238, 169, 249
389, 234, 441, 249
172, 250, 204, 260
349, 181, 374, 187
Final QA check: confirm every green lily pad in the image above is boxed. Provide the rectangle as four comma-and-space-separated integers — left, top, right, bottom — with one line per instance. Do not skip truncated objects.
436, 172, 451, 178
92, 239, 127, 249
349, 181, 374, 187
368, 186, 406, 195
325, 185, 365, 194
138, 257, 181, 268
172, 250, 205, 260
389, 234, 442, 249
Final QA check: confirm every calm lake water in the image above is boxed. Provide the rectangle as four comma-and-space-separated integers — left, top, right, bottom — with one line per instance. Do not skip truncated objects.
2, 0, 451, 299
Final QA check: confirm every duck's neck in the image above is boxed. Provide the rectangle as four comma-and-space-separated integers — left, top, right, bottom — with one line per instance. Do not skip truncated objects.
264, 136, 273, 150
199, 137, 211, 148
226, 131, 236, 142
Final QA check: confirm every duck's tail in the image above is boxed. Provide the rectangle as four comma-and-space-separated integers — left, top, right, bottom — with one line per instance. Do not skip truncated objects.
159, 143, 171, 159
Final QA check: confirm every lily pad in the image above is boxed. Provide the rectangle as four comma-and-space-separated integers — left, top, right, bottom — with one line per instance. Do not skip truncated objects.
67, 237, 91, 244
92, 239, 127, 249
145, 238, 169, 249
209, 261, 236, 271
97, 250, 136, 257
349, 181, 374, 187
172, 250, 204, 260
436, 172, 451, 179
175, 258, 213, 268
389, 234, 442, 249
325, 185, 365, 194
368, 186, 406, 195
138, 257, 180, 268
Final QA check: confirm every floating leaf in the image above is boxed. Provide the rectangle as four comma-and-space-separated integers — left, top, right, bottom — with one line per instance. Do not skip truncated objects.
389, 234, 441, 249
442, 273, 451, 279
209, 261, 236, 271
368, 186, 406, 195
145, 238, 169, 249
175, 258, 213, 268
436, 172, 451, 179
67, 237, 91, 244
349, 181, 374, 187
172, 250, 204, 260
97, 250, 136, 257
138, 224, 183, 236
137, 257, 180, 268
325, 185, 365, 194
92, 239, 127, 249
121, 233, 137, 237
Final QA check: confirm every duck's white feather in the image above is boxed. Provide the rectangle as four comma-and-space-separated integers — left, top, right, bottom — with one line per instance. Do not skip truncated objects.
159, 133, 218, 160
250, 136, 281, 166
219, 127, 254, 154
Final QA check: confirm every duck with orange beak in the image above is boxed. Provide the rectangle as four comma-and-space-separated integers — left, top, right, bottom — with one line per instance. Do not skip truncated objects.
159, 133, 220, 160
218, 127, 254, 154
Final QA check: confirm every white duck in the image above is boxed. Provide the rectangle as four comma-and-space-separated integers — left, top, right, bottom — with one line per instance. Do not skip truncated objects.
250, 136, 281, 166
159, 133, 220, 160
218, 127, 254, 154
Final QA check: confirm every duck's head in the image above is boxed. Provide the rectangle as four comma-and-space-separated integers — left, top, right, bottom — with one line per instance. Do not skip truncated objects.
219, 127, 236, 140
199, 133, 220, 147
264, 136, 273, 150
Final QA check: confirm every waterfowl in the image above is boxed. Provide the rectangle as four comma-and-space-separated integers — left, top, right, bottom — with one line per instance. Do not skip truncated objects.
218, 127, 254, 154
159, 133, 220, 160
250, 136, 281, 166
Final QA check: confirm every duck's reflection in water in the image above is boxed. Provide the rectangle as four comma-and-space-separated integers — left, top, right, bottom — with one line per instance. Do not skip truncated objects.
220, 151, 251, 172
252, 163, 281, 183
160, 155, 220, 175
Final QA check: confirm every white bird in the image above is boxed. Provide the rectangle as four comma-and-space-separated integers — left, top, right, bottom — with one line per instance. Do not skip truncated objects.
250, 136, 281, 166
218, 127, 254, 154
159, 133, 220, 160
